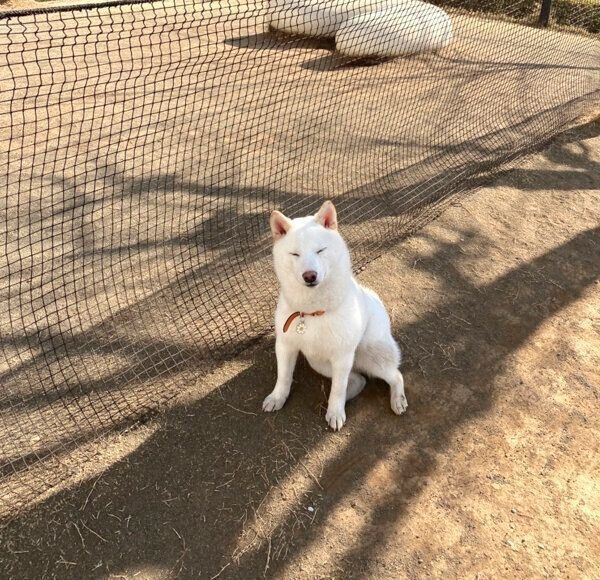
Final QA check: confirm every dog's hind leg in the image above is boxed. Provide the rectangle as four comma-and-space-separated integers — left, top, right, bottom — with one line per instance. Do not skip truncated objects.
387, 369, 407, 415
346, 372, 366, 401
355, 340, 407, 415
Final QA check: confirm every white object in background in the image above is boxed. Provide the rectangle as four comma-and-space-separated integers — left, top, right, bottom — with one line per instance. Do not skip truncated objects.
336, 1, 452, 57
268, 0, 400, 39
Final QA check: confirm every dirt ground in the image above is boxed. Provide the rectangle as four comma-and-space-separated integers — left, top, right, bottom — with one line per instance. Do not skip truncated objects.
1, 0, 599, 575
0, 116, 598, 578
1, 1, 598, 496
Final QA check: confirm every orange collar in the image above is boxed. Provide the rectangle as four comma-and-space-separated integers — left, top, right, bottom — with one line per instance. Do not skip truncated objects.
283, 310, 325, 333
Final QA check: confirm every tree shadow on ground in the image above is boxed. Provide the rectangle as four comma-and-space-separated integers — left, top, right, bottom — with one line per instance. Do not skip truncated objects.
1, 219, 597, 578
0, 117, 596, 533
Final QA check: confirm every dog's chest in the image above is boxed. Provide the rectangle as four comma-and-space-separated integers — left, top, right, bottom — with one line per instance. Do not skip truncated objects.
291, 319, 334, 360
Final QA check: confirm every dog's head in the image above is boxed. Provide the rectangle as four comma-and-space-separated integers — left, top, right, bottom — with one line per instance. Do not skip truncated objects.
269, 200, 350, 291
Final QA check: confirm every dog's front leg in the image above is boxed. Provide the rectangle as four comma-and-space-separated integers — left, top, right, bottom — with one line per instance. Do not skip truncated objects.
325, 353, 354, 431
263, 339, 298, 412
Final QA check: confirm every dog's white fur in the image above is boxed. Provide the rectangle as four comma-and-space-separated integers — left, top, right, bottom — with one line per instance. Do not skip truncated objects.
263, 200, 407, 430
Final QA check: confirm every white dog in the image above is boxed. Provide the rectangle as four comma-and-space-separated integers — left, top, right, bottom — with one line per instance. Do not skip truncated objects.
263, 200, 407, 430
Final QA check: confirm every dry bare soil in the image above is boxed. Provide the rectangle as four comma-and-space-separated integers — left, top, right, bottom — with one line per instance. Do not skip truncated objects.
1, 117, 598, 579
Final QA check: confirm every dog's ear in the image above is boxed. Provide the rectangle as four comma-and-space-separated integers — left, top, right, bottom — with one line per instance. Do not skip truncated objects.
270, 210, 292, 240
315, 200, 337, 230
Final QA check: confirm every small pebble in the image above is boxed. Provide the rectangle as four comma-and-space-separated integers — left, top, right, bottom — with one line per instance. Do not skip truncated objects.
307, 506, 314, 512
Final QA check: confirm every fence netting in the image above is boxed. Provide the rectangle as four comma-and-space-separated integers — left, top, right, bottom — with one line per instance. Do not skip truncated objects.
0, 0, 598, 517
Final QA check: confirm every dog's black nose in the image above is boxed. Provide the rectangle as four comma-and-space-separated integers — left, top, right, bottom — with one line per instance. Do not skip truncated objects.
302, 271, 318, 285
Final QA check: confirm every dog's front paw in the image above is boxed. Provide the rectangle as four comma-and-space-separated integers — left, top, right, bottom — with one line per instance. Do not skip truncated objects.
325, 406, 346, 431
262, 391, 287, 412
391, 392, 408, 415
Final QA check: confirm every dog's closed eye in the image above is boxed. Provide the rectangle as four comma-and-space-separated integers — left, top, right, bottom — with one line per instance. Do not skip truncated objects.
316, 248, 327, 254
290, 252, 300, 257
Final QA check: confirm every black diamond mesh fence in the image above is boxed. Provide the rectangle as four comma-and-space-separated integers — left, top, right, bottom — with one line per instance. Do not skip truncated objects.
0, 0, 598, 518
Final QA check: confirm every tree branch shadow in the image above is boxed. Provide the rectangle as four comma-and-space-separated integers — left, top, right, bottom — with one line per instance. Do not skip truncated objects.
1, 220, 597, 578
1, 116, 596, 515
